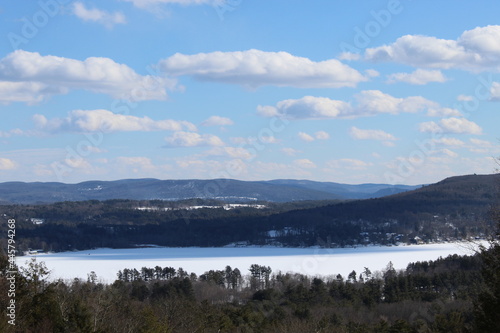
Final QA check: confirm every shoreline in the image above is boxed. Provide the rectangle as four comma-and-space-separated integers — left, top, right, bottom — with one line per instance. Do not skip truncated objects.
15, 241, 486, 284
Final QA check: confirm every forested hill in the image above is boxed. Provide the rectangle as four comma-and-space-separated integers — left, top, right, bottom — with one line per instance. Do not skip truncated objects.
0, 178, 419, 204
2, 173, 498, 252
257, 173, 499, 246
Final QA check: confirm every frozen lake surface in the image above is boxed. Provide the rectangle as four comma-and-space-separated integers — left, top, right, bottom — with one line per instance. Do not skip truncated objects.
18, 243, 480, 283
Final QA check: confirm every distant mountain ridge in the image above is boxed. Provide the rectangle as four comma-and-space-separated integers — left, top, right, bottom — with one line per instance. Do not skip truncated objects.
0, 178, 421, 204
266, 179, 420, 199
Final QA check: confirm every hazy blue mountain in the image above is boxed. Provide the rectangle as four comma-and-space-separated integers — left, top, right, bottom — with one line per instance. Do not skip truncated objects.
0, 178, 421, 204
264, 179, 420, 199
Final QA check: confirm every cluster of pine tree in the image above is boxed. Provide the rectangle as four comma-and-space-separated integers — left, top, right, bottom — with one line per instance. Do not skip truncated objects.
1, 249, 499, 332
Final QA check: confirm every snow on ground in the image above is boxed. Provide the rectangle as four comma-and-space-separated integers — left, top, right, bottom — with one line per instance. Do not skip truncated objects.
17, 243, 481, 284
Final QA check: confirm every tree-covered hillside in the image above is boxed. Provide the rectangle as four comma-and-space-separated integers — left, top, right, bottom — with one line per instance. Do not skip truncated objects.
0, 174, 497, 252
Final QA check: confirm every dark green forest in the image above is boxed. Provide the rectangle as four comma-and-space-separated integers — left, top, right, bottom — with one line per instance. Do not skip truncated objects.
1, 244, 499, 332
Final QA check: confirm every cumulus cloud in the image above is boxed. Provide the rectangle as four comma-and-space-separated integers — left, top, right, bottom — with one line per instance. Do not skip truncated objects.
418, 117, 482, 134
349, 127, 397, 141
298, 132, 315, 142
0, 50, 176, 103
0, 81, 66, 105
327, 158, 371, 170
164, 131, 224, 147
258, 96, 350, 119
426, 107, 462, 117
315, 131, 330, 140
33, 109, 196, 133
365, 25, 500, 72
258, 91, 450, 120
293, 159, 316, 169
158, 49, 369, 89
73, 2, 126, 28
201, 116, 234, 127
386, 69, 448, 85
0, 158, 16, 170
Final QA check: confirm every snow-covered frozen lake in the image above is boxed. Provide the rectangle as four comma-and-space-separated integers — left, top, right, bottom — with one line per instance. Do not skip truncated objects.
17, 243, 480, 283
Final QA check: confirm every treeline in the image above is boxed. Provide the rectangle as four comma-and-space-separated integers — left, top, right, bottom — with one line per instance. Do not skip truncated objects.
1, 247, 499, 332
0, 193, 495, 253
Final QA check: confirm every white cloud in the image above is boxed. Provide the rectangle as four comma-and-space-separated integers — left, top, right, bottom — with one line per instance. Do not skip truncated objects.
457, 94, 474, 101
298, 132, 315, 142
0, 128, 24, 138
258, 96, 350, 119
418, 121, 442, 133
207, 147, 253, 160
432, 137, 466, 146
123, 0, 220, 9
229, 137, 247, 145
327, 158, 371, 170
365, 25, 500, 72
383, 141, 396, 147
0, 81, 66, 104
365, 69, 380, 78
418, 117, 482, 134
315, 131, 330, 140
64, 157, 92, 170
0, 158, 16, 170
293, 159, 316, 169
164, 131, 224, 147
158, 49, 369, 89
349, 127, 397, 141
0, 50, 176, 103
386, 69, 447, 85
116, 157, 155, 170
338, 52, 361, 61
355, 90, 436, 115
490, 82, 500, 101
468, 138, 500, 154
260, 136, 278, 144
281, 147, 301, 156
117, 156, 152, 165
201, 116, 234, 127
440, 149, 458, 158
258, 91, 448, 120
73, 2, 126, 28
470, 138, 492, 146
426, 107, 462, 117
34, 109, 196, 133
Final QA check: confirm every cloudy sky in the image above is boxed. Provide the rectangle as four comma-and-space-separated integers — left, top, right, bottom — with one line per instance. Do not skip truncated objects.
0, 0, 499, 185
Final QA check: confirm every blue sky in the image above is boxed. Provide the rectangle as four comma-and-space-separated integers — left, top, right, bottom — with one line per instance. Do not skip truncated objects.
0, 0, 499, 185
